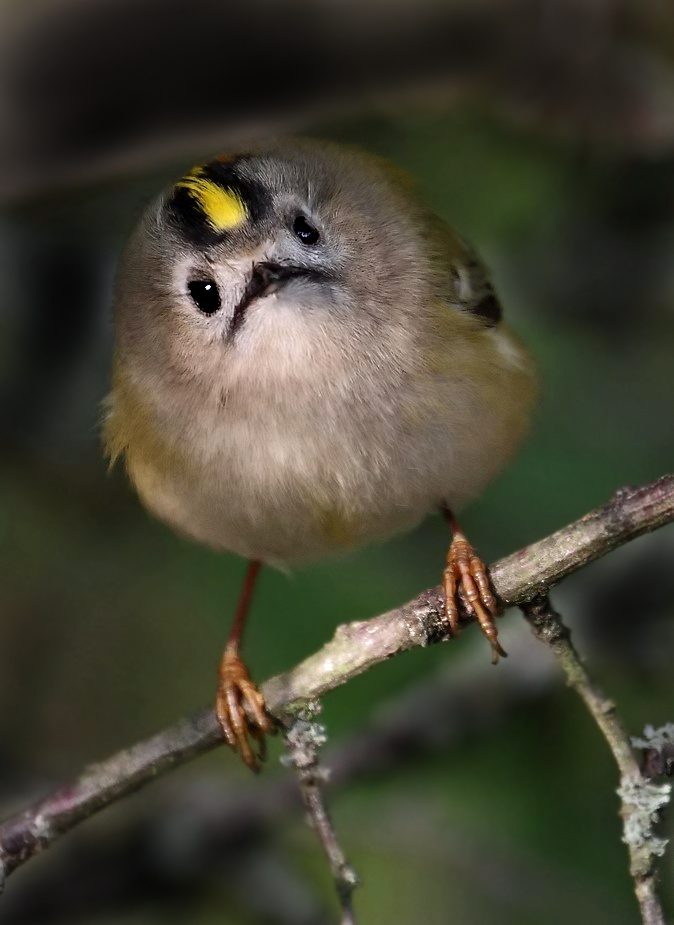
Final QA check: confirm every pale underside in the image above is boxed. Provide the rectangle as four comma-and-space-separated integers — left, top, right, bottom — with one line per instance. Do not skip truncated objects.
108, 289, 535, 567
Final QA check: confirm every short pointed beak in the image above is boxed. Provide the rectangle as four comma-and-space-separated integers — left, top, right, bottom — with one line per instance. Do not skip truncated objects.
248, 261, 307, 299
228, 261, 333, 339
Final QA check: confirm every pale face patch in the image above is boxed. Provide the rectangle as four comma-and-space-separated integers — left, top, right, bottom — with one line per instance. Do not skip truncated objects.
175, 167, 248, 232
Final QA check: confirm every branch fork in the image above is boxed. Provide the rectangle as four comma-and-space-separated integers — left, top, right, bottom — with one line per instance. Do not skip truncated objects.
1, 475, 673, 921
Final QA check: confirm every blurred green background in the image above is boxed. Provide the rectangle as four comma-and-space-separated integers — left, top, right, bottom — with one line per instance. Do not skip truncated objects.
1, 2, 674, 922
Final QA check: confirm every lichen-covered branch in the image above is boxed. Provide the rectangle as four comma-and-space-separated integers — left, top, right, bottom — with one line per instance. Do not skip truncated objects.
521, 596, 670, 925
283, 712, 359, 924
0, 475, 673, 886
0, 625, 552, 915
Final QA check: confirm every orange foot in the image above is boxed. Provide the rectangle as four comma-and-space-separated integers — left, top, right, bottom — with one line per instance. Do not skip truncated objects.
442, 528, 506, 664
216, 645, 274, 772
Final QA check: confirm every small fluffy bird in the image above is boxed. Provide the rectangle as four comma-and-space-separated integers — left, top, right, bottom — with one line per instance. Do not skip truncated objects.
105, 139, 536, 769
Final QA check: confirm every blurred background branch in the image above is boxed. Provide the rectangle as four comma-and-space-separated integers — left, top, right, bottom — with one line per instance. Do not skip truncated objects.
2, 0, 674, 203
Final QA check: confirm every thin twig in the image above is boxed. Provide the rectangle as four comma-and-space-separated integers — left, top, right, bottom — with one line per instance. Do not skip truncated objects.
0, 625, 553, 917
283, 712, 359, 925
0, 475, 673, 884
520, 595, 670, 925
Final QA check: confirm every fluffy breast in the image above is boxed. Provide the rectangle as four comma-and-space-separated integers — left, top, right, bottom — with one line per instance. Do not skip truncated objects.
108, 311, 534, 566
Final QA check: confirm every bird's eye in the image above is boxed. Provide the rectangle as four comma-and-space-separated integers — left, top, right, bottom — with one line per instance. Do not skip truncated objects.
187, 279, 221, 314
292, 215, 320, 245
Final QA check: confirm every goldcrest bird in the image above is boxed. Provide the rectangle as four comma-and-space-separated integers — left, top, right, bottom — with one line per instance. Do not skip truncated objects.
104, 138, 536, 770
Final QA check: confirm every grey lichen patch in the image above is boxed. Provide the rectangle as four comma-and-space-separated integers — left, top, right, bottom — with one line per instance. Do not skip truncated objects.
618, 776, 671, 856
31, 813, 53, 842
340, 864, 360, 889
631, 722, 674, 752
281, 707, 329, 776
632, 722, 674, 778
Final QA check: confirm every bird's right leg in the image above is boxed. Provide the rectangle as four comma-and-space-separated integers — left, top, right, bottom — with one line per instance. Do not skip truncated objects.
215, 559, 274, 771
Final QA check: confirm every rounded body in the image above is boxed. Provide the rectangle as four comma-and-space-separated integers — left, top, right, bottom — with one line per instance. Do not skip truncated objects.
105, 140, 536, 566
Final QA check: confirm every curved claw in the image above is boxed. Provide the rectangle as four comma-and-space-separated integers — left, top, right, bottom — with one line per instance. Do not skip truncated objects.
216, 646, 274, 772
442, 531, 505, 663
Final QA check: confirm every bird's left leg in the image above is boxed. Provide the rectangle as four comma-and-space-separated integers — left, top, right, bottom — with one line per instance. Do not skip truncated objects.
440, 505, 506, 663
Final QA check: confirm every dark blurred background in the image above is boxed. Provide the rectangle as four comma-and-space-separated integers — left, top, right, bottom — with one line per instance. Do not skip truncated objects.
0, 0, 673, 922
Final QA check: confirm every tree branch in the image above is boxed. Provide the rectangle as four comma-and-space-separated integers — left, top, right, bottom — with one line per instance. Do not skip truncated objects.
1, 475, 673, 886
521, 596, 670, 925
0, 626, 551, 919
283, 713, 359, 924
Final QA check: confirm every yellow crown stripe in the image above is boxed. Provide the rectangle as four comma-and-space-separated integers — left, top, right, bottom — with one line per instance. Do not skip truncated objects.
176, 167, 248, 231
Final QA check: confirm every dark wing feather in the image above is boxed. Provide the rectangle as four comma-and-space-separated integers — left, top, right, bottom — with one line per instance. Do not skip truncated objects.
432, 220, 503, 327
450, 247, 502, 328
